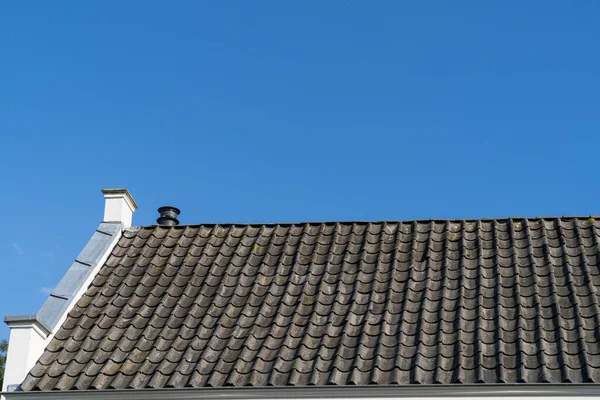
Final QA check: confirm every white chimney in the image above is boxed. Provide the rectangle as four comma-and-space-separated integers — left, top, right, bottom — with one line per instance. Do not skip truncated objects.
2, 316, 50, 392
101, 188, 138, 228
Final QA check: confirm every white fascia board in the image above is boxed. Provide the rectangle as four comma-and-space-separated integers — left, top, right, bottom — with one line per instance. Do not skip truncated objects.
4, 384, 600, 400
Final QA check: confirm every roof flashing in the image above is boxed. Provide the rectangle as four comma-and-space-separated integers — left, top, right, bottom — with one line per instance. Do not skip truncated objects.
36, 222, 122, 332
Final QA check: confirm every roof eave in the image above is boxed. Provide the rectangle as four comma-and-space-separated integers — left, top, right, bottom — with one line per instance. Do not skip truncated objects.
5, 384, 600, 400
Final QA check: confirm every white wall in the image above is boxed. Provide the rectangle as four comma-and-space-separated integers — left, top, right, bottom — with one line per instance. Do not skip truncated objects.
2, 320, 48, 392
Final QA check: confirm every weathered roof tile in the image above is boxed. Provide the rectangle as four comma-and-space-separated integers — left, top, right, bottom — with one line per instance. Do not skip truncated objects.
20, 218, 600, 390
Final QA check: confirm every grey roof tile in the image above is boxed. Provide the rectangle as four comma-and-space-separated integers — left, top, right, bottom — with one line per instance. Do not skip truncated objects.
20, 217, 600, 390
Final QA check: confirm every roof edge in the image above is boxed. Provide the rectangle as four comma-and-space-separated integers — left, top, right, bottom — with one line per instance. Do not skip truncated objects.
36, 222, 122, 332
128, 215, 600, 229
6, 384, 600, 399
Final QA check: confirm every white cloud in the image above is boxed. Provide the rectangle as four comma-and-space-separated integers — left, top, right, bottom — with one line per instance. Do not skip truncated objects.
11, 242, 24, 255
40, 287, 54, 295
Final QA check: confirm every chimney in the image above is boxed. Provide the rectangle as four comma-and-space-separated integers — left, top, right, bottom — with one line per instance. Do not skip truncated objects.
101, 189, 137, 228
157, 206, 180, 226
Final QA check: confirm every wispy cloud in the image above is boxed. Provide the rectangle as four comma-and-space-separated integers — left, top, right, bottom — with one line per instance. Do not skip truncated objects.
11, 242, 24, 255
40, 287, 54, 295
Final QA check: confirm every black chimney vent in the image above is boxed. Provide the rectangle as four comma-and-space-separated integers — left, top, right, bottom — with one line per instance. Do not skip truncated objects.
157, 206, 180, 226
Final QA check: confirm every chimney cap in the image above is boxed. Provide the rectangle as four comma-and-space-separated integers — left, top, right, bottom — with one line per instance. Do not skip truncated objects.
101, 189, 138, 209
157, 206, 180, 226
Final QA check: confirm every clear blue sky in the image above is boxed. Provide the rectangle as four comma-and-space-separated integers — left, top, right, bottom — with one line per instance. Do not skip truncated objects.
1, 2, 599, 339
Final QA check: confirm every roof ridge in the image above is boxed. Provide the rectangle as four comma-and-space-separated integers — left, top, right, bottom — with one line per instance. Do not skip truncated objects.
126, 215, 599, 229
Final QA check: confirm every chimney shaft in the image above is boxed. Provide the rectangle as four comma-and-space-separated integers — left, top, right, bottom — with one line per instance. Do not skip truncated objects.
157, 206, 180, 226
101, 189, 137, 228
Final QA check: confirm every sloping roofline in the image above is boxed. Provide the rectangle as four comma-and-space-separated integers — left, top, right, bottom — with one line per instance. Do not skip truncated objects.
5, 383, 600, 399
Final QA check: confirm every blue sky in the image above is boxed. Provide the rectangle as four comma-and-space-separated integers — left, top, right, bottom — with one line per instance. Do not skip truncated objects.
1, 1, 599, 339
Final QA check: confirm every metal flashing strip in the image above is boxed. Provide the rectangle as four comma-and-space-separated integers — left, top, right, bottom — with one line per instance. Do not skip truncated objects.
36, 222, 121, 333
5, 384, 600, 400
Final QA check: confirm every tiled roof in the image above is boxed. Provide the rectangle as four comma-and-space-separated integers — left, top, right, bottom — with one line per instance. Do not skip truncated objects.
21, 217, 600, 390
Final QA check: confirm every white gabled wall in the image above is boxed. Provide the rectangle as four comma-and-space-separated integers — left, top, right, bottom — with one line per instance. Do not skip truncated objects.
2, 189, 137, 393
